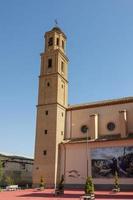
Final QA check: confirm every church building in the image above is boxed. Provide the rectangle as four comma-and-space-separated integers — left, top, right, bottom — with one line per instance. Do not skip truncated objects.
32, 27, 133, 189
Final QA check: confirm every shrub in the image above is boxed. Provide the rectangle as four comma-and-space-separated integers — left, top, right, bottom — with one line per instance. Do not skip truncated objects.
85, 177, 94, 195
40, 176, 45, 189
5, 176, 14, 186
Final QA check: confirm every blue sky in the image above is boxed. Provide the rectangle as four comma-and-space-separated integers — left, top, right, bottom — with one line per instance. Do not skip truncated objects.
0, 0, 133, 158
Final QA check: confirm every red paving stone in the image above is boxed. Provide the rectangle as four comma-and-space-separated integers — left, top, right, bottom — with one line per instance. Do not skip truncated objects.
0, 189, 133, 200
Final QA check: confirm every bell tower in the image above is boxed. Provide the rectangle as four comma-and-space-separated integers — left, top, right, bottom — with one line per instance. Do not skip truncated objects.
33, 27, 68, 187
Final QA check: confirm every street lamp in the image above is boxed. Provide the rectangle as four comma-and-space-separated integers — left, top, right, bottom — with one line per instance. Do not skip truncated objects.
86, 127, 89, 177
81, 125, 89, 177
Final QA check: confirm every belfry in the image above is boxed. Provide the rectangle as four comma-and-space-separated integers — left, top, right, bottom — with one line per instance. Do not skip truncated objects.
33, 26, 68, 187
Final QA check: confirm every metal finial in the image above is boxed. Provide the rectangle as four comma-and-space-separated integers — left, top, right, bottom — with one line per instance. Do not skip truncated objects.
54, 19, 58, 27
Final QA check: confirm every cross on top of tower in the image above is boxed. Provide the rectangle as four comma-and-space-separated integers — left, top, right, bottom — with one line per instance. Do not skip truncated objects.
54, 19, 58, 27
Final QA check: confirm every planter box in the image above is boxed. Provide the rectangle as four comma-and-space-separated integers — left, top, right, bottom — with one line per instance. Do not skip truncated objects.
112, 188, 120, 192
6, 185, 18, 191
54, 189, 64, 196
80, 194, 95, 200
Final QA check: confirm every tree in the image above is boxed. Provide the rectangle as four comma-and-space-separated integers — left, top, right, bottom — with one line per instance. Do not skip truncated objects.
85, 177, 94, 195
5, 176, 14, 186
0, 160, 3, 186
40, 176, 45, 190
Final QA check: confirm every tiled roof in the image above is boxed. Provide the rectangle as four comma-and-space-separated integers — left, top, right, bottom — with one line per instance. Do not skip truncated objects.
67, 96, 133, 111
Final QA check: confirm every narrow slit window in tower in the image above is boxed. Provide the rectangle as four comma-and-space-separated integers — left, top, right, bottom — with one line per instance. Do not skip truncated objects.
45, 110, 48, 115
48, 58, 52, 68
61, 61, 64, 73
56, 38, 59, 46
43, 150, 47, 155
48, 37, 53, 46
62, 40, 64, 49
47, 82, 50, 87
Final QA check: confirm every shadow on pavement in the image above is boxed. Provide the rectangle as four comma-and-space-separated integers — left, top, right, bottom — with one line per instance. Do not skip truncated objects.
18, 192, 80, 199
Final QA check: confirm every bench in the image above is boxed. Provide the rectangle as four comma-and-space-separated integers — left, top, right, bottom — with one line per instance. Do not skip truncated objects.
6, 185, 19, 191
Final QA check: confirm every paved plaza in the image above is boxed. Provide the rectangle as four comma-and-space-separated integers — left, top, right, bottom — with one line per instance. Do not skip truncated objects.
0, 189, 133, 200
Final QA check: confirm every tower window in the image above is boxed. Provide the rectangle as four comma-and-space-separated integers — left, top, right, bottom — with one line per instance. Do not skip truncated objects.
56, 38, 59, 46
62, 112, 64, 117
44, 130, 48, 134
48, 37, 53, 46
45, 110, 48, 115
43, 150, 47, 155
61, 84, 64, 88
62, 40, 64, 49
61, 61, 64, 73
48, 59, 52, 68
61, 131, 64, 135
47, 82, 50, 87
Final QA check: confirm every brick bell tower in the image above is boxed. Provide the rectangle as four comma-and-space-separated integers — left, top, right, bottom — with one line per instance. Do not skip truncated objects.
33, 26, 68, 187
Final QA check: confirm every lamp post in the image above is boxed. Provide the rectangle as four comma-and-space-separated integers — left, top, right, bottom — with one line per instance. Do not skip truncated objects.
86, 128, 89, 177
81, 125, 89, 178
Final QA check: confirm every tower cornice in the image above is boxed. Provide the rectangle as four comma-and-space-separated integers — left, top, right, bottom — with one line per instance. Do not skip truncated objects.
36, 102, 68, 110
45, 26, 67, 39
39, 72, 68, 83
40, 49, 69, 62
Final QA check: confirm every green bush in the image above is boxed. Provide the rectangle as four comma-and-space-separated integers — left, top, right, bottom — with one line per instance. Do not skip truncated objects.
0, 160, 3, 185
5, 176, 14, 186
40, 176, 45, 189
85, 177, 94, 195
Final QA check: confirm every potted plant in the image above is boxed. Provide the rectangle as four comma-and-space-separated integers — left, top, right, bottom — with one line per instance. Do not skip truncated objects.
84, 177, 95, 199
55, 175, 64, 195
40, 176, 45, 190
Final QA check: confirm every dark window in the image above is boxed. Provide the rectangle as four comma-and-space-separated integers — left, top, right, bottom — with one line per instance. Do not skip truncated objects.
22, 163, 25, 170
45, 110, 48, 115
61, 84, 64, 88
56, 38, 59, 45
107, 122, 116, 131
62, 112, 64, 117
48, 59, 52, 68
47, 82, 50, 87
81, 125, 88, 133
62, 40, 64, 49
43, 150, 47, 155
61, 131, 63, 135
44, 130, 48, 134
48, 37, 53, 46
61, 61, 64, 72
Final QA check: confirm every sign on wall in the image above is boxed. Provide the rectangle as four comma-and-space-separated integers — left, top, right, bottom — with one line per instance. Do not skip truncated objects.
91, 146, 133, 178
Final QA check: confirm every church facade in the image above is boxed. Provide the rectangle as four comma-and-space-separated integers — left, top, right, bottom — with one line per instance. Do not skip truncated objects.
32, 27, 133, 189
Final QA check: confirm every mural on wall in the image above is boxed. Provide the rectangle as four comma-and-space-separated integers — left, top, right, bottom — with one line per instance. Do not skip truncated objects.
91, 146, 133, 178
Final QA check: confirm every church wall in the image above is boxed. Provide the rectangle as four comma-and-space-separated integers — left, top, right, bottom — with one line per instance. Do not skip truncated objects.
66, 102, 133, 139
62, 143, 87, 184
62, 139, 133, 186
